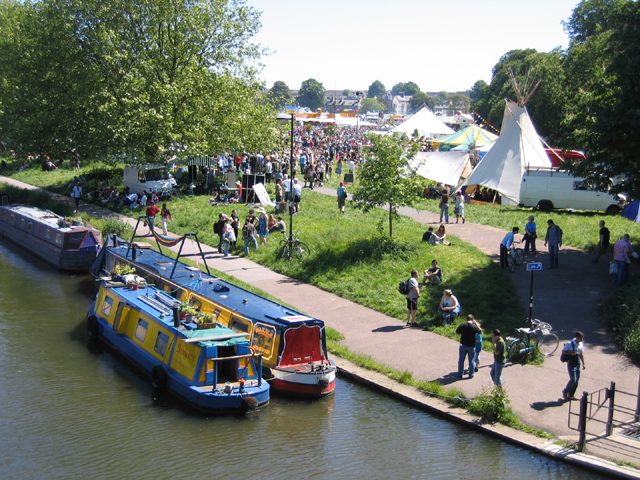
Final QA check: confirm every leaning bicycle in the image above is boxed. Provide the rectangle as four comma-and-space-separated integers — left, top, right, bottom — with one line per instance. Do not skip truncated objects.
507, 245, 524, 272
279, 231, 310, 260
507, 318, 559, 364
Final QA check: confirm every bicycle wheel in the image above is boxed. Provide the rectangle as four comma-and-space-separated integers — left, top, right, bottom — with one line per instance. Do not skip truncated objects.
508, 256, 515, 272
292, 241, 310, 259
514, 248, 524, 266
537, 333, 559, 356
507, 339, 528, 364
279, 244, 290, 260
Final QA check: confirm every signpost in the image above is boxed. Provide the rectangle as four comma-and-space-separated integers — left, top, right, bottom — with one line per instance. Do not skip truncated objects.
525, 262, 542, 326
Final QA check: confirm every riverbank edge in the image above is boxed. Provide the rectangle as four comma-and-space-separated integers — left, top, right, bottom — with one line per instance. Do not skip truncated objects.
334, 357, 640, 480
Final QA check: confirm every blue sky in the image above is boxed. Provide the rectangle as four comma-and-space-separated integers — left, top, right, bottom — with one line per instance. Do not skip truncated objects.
246, 0, 580, 93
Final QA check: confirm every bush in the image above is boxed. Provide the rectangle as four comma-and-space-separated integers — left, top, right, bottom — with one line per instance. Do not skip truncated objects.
100, 219, 133, 239
469, 386, 513, 423
603, 279, 640, 362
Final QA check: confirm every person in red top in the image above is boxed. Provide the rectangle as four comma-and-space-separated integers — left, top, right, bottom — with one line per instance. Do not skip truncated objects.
146, 204, 160, 230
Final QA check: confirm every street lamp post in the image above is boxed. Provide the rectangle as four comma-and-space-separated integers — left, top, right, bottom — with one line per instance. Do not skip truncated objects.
277, 113, 295, 252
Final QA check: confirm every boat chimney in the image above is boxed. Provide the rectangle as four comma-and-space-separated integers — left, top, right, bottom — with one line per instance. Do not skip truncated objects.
111, 233, 118, 247
132, 244, 137, 260
172, 304, 180, 328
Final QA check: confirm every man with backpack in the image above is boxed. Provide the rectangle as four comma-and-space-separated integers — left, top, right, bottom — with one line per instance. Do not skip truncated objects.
544, 219, 563, 269
561, 331, 586, 401
405, 270, 420, 327
242, 219, 258, 256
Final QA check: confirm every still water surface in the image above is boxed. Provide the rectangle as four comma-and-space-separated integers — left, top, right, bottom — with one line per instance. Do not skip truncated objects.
0, 240, 609, 480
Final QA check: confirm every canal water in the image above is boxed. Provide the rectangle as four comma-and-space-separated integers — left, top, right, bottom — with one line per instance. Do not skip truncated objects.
0, 239, 609, 480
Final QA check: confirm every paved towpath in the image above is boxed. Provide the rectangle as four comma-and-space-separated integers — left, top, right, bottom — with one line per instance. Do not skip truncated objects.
2, 176, 639, 462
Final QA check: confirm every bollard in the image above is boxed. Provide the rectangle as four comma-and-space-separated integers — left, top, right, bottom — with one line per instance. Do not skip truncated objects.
606, 382, 616, 437
578, 391, 588, 452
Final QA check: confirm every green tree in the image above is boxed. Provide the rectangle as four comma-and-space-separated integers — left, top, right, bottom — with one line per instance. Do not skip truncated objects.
367, 80, 386, 98
564, 0, 640, 198
343, 89, 351, 96
297, 78, 326, 110
469, 80, 488, 106
449, 93, 471, 113
352, 133, 421, 238
0, 0, 271, 161
563, 0, 626, 45
268, 81, 295, 110
409, 92, 436, 113
391, 81, 420, 97
360, 97, 386, 113
435, 91, 449, 105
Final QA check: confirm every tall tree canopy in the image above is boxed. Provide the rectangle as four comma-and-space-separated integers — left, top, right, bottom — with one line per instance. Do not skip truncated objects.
0, 0, 273, 160
367, 80, 386, 99
391, 81, 420, 97
409, 92, 436, 113
268, 81, 295, 110
360, 97, 386, 114
352, 133, 421, 238
296, 78, 326, 110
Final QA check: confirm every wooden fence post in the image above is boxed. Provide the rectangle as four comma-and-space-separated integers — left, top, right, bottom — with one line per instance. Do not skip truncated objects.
606, 382, 616, 437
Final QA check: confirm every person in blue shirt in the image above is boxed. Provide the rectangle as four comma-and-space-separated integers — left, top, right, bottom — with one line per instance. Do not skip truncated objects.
500, 227, 520, 269
523, 215, 537, 254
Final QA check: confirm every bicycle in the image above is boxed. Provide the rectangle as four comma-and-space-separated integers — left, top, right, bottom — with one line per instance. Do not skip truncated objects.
506, 318, 559, 364
507, 245, 524, 272
279, 231, 310, 260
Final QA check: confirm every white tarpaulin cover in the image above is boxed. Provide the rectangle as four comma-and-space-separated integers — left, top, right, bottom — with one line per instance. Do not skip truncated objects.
464, 101, 551, 204
410, 151, 471, 187
393, 106, 455, 138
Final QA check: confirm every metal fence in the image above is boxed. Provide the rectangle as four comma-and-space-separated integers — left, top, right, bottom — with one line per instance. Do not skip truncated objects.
568, 380, 640, 452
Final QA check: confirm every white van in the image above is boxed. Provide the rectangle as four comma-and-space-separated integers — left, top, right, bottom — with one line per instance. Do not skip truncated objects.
502, 168, 624, 214
123, 165, 179, 197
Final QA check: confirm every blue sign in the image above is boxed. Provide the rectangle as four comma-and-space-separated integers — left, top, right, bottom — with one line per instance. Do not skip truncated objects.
526, 262, 543, 271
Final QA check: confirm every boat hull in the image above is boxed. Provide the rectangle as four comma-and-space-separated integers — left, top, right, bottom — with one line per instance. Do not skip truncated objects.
269, 366, 336, 397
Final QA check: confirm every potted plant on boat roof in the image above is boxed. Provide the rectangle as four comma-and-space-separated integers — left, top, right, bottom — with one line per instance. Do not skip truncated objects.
196, 313, 218, 329
115, 263, 136, 276
179, 302, 198, 322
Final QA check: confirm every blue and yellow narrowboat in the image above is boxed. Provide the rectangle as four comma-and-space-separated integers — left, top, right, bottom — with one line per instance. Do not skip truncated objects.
91, 242, 336, 398
87, 282, 269, 413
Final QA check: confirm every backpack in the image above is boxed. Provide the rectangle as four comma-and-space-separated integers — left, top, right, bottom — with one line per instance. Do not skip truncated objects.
399, 278, 411, 295
213, 221, 219, 234
242, 223, 252, 238
560, 340, 575, 363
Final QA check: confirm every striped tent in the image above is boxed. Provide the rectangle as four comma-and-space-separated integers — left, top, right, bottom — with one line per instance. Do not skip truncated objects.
432, 125, 498, 151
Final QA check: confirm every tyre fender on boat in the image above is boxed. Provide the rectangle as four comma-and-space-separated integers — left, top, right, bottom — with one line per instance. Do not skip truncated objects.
317, 377, 330, 389
87, 315, 99, 338
241, 396, 258, 410
151, 365, 167, 389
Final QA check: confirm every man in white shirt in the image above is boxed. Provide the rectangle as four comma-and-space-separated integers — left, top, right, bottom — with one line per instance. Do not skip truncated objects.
406, 270, 420, 326
292, 178, 302, 214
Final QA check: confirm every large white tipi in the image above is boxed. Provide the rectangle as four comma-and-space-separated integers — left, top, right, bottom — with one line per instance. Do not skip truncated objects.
465, 100, 551, 204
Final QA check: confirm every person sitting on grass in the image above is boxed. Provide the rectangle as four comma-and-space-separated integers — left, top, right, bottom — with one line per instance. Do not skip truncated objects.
423, 260, 442, 286
430, 224, 453, 246
437, 289, 460, 325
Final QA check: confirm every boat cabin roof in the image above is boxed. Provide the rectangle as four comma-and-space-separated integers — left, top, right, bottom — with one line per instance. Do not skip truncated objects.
109, 245, 321, 328
110, 284, 248, 347
1, 204, 98, 234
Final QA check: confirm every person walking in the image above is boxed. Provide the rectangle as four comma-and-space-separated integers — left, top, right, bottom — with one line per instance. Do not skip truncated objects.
523, 215, 537, 254
406, 269, 420, 327
490, 329, 506, 387
439, 189, 450, 223
337, 181, 348, 213
242, 219, 258, 256
474, 321, 483, 373
562, 331, 586, 401
592, 220, 610, 264
214, 213, 227, 254
145, 203, 160, 230
454, 190, 465, 224
613, 233, 633, 286
456, 315, 482, 379
160, 203, 173, 235
223, 217, 235, 257
500, 227, 519, 269
257, 209, 269, 245
544, 220, 563, 269
71, 183, 82, 210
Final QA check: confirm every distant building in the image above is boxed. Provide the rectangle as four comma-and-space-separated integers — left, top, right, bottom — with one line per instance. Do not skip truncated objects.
392, 95, 412, 116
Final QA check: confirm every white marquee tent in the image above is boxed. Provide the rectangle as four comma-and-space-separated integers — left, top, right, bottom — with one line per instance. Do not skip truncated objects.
393, 106, 455, 138
464, 100, 551, 204
409, 151, 472, 187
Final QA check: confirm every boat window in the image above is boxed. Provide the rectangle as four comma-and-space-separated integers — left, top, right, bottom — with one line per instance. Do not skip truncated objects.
229, 316, 249, 333
189, 297, 202, 310
9, 213, 14, 223
27, 221, 33, 231
135, 319, 148, 342
102, 296, 114, 317
55, 234, 62, 245
251, 323, 276, 356
19, 218, 25, 229
2, 211, 7, 220
64, 231, 86, 250
154, 331, 170, 357
45, 229, 51, 240
138, 170, 146, 183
